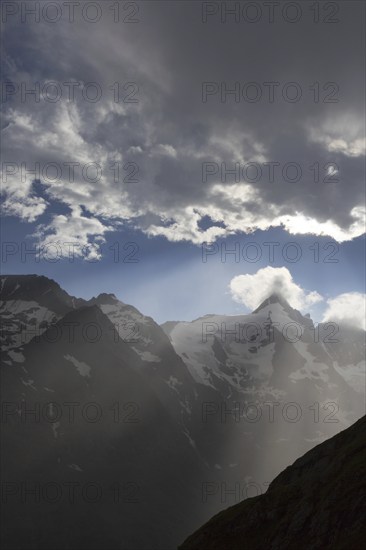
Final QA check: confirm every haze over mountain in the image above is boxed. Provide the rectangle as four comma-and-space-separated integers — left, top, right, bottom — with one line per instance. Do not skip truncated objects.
180, 414, 366, 550
1, 275, 365, 549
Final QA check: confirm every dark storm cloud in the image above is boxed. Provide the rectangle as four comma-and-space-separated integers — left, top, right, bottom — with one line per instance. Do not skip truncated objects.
1, 1, 365, 250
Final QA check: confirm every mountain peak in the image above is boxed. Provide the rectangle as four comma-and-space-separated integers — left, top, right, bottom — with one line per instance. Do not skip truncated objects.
252, 292, 292, 313
88, 292, 119, 305
0, 274, 85, 313
252, 292, 315, 328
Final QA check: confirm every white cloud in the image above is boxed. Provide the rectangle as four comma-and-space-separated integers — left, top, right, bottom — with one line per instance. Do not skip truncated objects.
3, 97, 365, 250
153, 144, 177, 158
2, 10, 365, 252
277, 208, 366, 243
34, 206, 113, 260
308, 115, 366, 158
322, 293, 366, 330
229, 266, 323, 311
326, 137, 366, 157
145, 206, 228, 243
2, 194, 48, 223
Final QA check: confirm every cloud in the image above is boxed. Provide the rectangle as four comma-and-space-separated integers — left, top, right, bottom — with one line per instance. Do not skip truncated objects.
33, 205, 113, 260
322, 293, 366, 330
308, 114, 366, 158
1, 194, 48, 222
153, 144, 177, 158
276, 208, 366, 243
229, 266, 323, 311
1, 3, 365, 252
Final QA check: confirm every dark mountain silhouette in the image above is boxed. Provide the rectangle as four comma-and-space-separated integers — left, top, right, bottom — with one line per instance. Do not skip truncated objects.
180, 415, 366, 550
1, 275, 364, 549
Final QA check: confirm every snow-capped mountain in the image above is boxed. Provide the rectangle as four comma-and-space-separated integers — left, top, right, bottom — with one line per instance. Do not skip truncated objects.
1, 275, 365, 549
163, 295, 365, 402
0, 274, 84, 352
163, 292, 364, 420
162, 291, 365, 485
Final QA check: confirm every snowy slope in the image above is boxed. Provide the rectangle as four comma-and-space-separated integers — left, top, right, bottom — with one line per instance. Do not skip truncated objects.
166, 295, 365, 421
0, 275, 85, 354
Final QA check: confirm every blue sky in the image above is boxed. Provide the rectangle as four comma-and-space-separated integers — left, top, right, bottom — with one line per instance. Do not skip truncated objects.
1, 1, 365, 326
2, 211, 365, 324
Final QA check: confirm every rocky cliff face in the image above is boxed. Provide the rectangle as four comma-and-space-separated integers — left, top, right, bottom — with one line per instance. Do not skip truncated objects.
180, 415, 366, 550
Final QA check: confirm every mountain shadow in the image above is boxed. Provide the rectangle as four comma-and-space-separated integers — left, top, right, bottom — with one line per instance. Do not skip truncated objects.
179, 415, 366, 550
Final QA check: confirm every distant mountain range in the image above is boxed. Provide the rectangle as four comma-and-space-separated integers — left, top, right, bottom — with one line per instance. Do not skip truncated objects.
1, 275, 365, 549
180, 414, 366, 550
